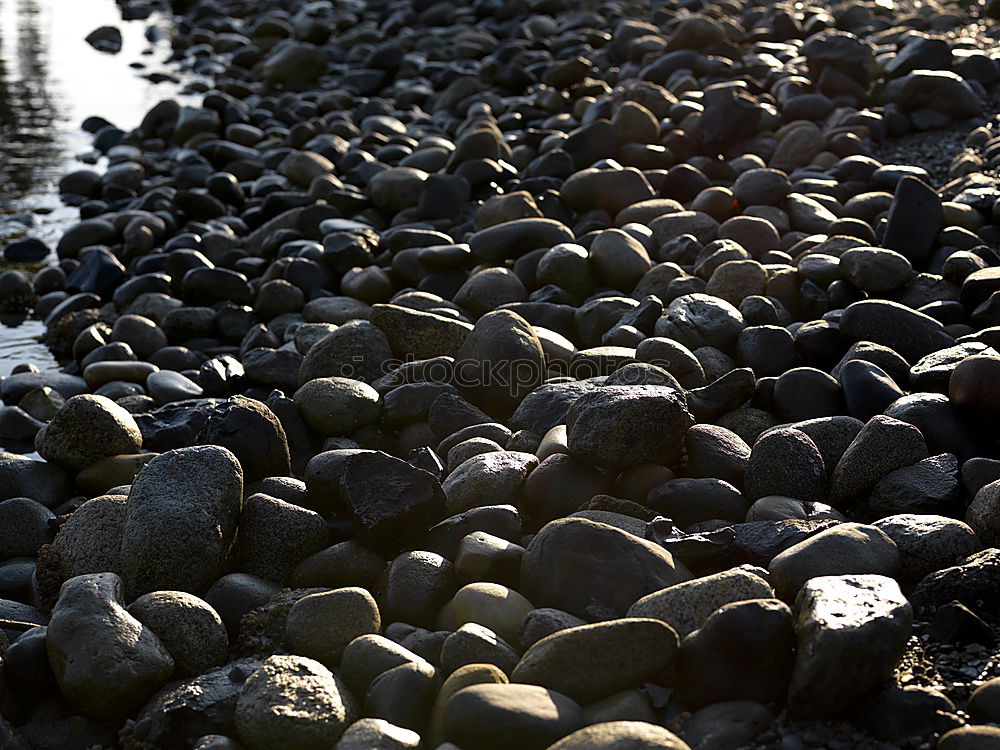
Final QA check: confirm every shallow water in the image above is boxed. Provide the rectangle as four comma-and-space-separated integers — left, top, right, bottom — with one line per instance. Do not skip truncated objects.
0, 0, 187, 375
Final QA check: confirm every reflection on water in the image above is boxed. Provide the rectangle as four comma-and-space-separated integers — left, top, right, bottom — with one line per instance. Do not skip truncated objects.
0, 0, 59, 210
0, 0, 190, 376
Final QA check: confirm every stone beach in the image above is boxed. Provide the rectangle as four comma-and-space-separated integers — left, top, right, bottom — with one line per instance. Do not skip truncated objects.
3, 0, 1000, 748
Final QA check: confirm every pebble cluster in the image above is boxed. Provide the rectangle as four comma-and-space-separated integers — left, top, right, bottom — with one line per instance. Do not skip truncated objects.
1, 0, 1000, 748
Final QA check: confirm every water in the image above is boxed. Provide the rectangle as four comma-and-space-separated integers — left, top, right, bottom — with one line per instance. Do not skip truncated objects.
0, 0, 189, 375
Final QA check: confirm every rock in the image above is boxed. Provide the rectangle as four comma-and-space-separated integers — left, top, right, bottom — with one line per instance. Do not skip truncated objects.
938, 725, 1000, 750
262, 42, 328, 85
370, 304, 472, 361
85, 25, 122, 53
454, 310, 545, 418
454, 531, 524, 586
679, 598, 794, 708
679, 701, 772, 750
51, 493, 126, 578
147, 370, 205, 404
880, 177, 944, 263
35, 394, 142, 470
566, 386, 694, 471
518, 608, 588, 650
521, 518, 689, 621
443, 683, 584, 750
382, 549, 455, 629
828, 415, 928, 507
335, 451, 446, 552
548, 721, 691, 750
965, 478, 1000, 547
454, 268, 527, 318
589, 229, 653, 292
839, 247, 912, 292
443, 451, 538, 513
291, 540, 386, 590
925, 600, 994, 646
450, 582, 533, 646
132, 657, 260, 748
911, 548, 1000, 616
771, 121, 825, 168
126, 590, 229, 676
968, 678, 1000, 723
869, 454, 960, 515
769, 523, 900, 600
654, 294, 745, 352
233, 493, 328, 583
627, 567, 774, 637
950, 354, 1000, 418
683, 424, 750, 489
121, 446, 243, 598
46, 573, 174, 719
235, 655, 358, 750
294, 377, 382, 435
856, 686, 961, 742
0, 497, 54, 559
510, 380, 604, 436
5, 237, 49, 263
339, 634, 433, 699
242, 348, 302, 393
873, 514, 981, 581
511, 618, 679, 704
788, 575, 912, 718
299, 321, 394, 385
284, 587, 380, 666
744, 428, 825, 503
369, 168, 428, 213
1, 372, 87, 404
839, 300, 954, 364
195, 396, 290, 485
646, 477, 748, 528
884, 70, 983, 118
732, 169, 790, 206
440, 622, 518, 676
336, 718, 420, 749
0, 452, 72, 508
469, 218, 575, 263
